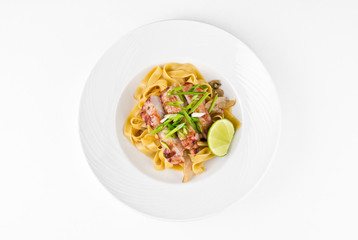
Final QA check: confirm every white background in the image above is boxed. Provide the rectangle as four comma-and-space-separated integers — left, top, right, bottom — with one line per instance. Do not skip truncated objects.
1, 0, 357, 239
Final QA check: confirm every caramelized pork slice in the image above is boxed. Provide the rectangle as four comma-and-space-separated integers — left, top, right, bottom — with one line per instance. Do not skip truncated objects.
160, 87, 200, 155
160, 87, 183, 114
140, 95, 165, 129
140, 96, 184, 164
181, 82, 213, 139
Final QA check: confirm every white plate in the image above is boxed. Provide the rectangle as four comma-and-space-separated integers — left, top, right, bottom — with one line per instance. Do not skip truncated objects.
79, 20, 281, 220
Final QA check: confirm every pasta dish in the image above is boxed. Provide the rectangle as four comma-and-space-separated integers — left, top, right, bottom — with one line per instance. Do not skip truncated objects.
124, 63, 240, 182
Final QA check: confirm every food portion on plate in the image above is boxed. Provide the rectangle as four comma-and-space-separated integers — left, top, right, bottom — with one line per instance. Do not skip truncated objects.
124, 63, 240, 182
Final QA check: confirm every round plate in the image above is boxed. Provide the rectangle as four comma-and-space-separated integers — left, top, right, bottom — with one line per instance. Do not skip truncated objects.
79, 20, 281, 220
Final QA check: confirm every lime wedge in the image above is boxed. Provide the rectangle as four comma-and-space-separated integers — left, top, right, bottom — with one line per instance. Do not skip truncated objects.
207, 119, 235, 157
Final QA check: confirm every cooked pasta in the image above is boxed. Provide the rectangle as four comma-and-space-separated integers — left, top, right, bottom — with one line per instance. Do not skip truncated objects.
124, 63, 240, 175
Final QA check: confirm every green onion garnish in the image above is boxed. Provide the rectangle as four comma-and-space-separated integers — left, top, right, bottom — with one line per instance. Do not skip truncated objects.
199, 85, 209, 90
183, 95, 199, 110
172, 92, 205, 96
208, 94, 218, 113
178, 130, 186, 139
181, 110, 197, 131
160, 114, 177, 123
183, 127, 188, 135
151, 115, 176, 134
172, 116, 184, 126
167, 123, 175, 130
188, 84, 199, 92
167, 86, 185, 96
163, 122, 186, 139
150, 124, 166, 134
188, 92, 209, 114
196, 121, 203, 133
178, 94, 185, 102
166, 101, 184, 106
191, 117, 203, 133
161, 141, 170, 150
173, 114, 183, 122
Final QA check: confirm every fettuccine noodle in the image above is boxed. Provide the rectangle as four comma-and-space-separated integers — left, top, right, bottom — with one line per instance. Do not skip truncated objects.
124, 63, 240, 174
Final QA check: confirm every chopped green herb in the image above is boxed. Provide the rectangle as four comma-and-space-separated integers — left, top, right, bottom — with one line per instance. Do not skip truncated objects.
167, 123, 175, 130
163, 123, 186, 139
183, 95, 199, 110
172, 92, 205, 96
173, 114, 183, 122
196, 121, 203, 133
166, 86, 185, 96
199, 85, 209, 90
178, 94, 185, 102
183, 127, 188, 135
181, 110, 197, 131
151, 115, 177, 134
172, 115, 184, 126
160, 114, 177, 123
188, 92, 210, 114
188, 84, 199, 92
208, 94, 218, 113
178, 131, 186, 139
191, 118, 202, 133
166, 101, 184, 106
161, 141, 170, 150
149, 124, 166, 134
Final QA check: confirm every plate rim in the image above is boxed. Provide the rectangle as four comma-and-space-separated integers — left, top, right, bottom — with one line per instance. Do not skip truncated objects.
78, 19, 282, 220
